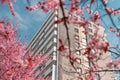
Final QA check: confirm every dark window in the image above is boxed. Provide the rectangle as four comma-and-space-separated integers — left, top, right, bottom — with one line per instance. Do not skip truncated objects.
74, 28, 79, 33
88, 28, 92, 33
87, 34, 92, 40
76, 51, 81, 55
74, 35, 79, 40
75, 42, 80, 48
88, 23, 92, 27
78, 77, 83, 80
95, 73, 101, 80
43, 47, 47, 53
76, 58, 81, 64
76, 67, 82, 74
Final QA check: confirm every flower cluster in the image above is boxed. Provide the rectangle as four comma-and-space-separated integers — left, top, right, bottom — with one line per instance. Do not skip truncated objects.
0, 20, 48, 80
0, 0, 16, 15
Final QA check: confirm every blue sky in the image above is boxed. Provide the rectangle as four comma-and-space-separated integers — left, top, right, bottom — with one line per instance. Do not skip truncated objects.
0, 0, 49, 43
0, 0, 120, 47
100, 0, 120, 47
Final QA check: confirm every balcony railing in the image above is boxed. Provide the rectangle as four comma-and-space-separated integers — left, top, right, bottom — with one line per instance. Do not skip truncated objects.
34, 58, 56, 77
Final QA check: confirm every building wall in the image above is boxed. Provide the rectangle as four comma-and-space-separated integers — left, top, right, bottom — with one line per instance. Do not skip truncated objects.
57, 9, 89, 80
26, 11, 58, 80
57, 8, 115, 80
26, 8, 115, 80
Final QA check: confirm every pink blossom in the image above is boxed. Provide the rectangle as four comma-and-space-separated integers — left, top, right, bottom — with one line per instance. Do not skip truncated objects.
109, 27, 116, 32
94, 11, 100, 21
117, 10, 120, 14
0, 20, 48, 80
68, 0, 84, 15
91, 0, 96, 3
106, 7, 116, 15
67, 16, 88, 26
58, 39, 68, 52
106, 7, 114, 13
8, 0, 15, 16
116, 32, 120, 37
107, 59, 120, 68
83, 26, 110, 61
0, 0, 7, 4
85, 72, 96, 80
26, 5, 39, 11
26, 0, 64, 12
86, 4, 90, 9
103, 0, 108, 4
88, 9, 93, 14
0, 0, 16, 15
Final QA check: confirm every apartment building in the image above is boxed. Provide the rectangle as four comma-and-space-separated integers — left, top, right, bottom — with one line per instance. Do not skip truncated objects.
26, 9, 115, 80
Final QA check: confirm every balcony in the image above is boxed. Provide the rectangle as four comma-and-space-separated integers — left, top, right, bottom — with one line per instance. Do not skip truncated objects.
44, 67, 52, 78
34, 58, 56, 77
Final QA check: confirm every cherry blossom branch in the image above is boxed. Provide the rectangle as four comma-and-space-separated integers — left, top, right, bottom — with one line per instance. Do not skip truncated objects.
0, 20, 48, 80
59, 61, 120, 78
108, 49, 120, 57
59, 0, 76, 70
101, 0, 118, 30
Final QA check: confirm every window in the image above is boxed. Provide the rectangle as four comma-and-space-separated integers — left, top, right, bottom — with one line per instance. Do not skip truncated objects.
76, 67, 82, 74
74, 28, 79, 33
31, 43, 36, 50
74, 35, 79, 40
95, 73, 100, 80
76, 59, 81, 64
53, 46, 57, 51
88, 28, 92, 33
75, 42, 80, 48
78, 78, 83, 80
76, 51, 80, 55
115, 70, 120, 74
87, 34, 92, 40
81, 38, 86, 45
54, 30, 57, 35
88, 23, 92, 27
45, 71, 52, 79
39, 64, 45, 71
82, 46, 86, 49
93, 25, 96, 28
53, 38, 57, 43
43, 47, 47, 53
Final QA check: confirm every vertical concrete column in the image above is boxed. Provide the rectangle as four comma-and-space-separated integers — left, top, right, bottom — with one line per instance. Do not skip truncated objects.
52, 64, 56, 80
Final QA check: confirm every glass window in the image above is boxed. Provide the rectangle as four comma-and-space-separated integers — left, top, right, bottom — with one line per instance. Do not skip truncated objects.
76, 67, 82, 74
76, 59, 81, 64
87, 34, 92, 40
74, 35, 79, 40
95, 73, 100, 80
53, 46, 57, 51
78, 78, 83, 80
74, 28, 79, 33
54, 30, 57, 35
75, 42, 80, 48
88, 23, 92, 27
31, 43, 36, 50
88, 28, 92, 33
43, 47, 47, 53
81, 38, 86, 45
76, 51, 80, 55
53, 38, 57, 43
